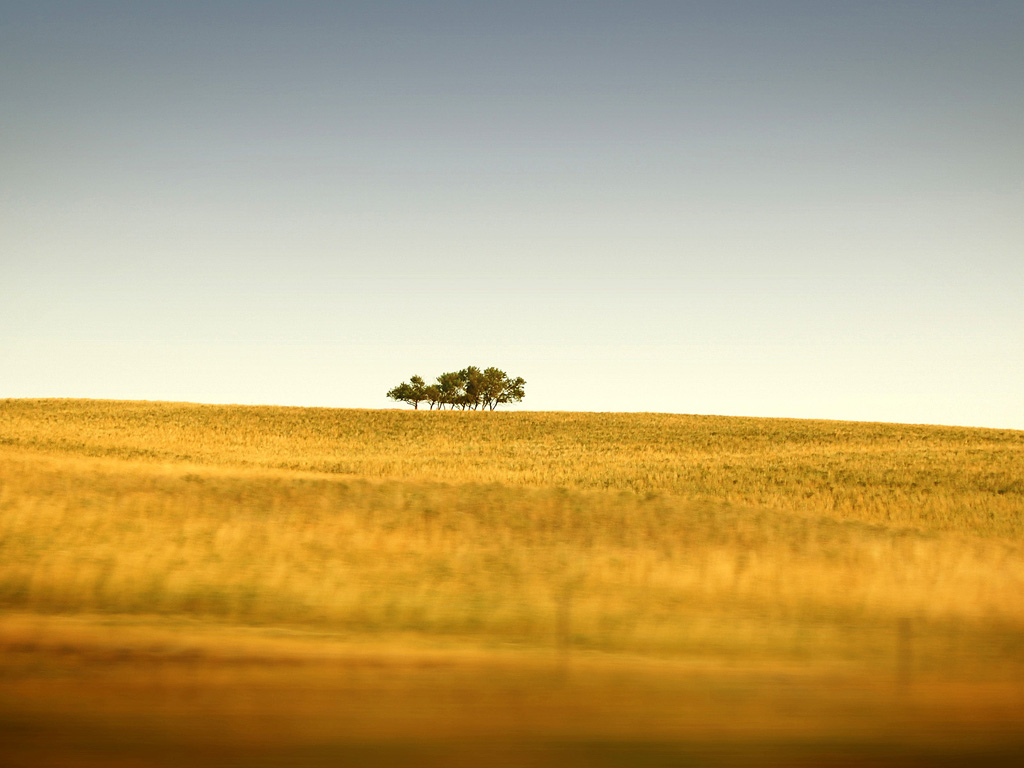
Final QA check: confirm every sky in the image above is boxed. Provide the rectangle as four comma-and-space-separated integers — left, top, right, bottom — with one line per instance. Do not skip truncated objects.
2, 1, 1022, 428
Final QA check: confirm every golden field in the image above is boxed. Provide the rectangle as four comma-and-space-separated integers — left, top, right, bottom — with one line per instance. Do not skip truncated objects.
1, 398, 1023, 766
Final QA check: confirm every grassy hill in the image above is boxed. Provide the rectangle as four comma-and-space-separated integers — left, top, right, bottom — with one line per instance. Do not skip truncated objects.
2, 399, 1023, 766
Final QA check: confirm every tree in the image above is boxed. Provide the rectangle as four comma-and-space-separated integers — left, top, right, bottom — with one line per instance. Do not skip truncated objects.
459, 366, 485, 410
386, 375, 427, 409
387, 367, 526, 410
499, 375, 526, 408
478, 368, 525, 410
423, 384, 442, 410
435, 371, 464, 410
479, 367, 507, 411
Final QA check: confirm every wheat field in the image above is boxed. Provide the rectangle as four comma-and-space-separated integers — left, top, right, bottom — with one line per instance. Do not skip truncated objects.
1, 399, 1023, 766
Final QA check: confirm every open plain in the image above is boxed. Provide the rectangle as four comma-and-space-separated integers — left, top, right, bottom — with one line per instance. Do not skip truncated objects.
1, 398, 1023, 766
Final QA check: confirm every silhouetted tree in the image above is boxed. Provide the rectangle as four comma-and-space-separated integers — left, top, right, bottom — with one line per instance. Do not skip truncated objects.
498, 375, 526, 409
423, 384, 442, 410
436, 371, 464, 410
459, 366, 485, 410
387, 368, 525, 410
386, 375, 427, 409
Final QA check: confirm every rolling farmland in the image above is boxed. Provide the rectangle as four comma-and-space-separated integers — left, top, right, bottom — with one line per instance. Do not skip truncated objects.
1, 399, 1023, 766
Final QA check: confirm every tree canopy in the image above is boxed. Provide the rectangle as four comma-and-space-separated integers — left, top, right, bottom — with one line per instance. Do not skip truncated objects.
387, 367, 526, 410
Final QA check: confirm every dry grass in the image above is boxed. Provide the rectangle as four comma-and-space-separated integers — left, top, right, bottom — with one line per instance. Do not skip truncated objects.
1, 399, 1023, 765
3, 398, 1023, 537
2, 448, 1023, 661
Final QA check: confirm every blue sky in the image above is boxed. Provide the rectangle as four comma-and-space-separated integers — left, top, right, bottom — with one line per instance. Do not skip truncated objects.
3, 1, 1022, 427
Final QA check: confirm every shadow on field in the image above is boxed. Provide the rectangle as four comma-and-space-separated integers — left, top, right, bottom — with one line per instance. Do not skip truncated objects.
3, 724, 1023, 768
2, 637, 1024, 768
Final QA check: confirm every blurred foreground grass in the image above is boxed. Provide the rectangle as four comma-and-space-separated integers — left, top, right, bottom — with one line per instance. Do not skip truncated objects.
1, 399, 1023, 766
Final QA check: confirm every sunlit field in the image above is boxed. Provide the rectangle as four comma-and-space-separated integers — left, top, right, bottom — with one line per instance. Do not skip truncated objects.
2, 399, 1023, 766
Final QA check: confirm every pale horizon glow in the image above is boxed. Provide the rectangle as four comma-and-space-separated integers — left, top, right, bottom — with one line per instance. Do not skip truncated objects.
3, 2, 1023, 430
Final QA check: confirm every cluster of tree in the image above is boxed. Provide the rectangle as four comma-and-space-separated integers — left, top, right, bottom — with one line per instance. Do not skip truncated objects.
387, 367, 526, 410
